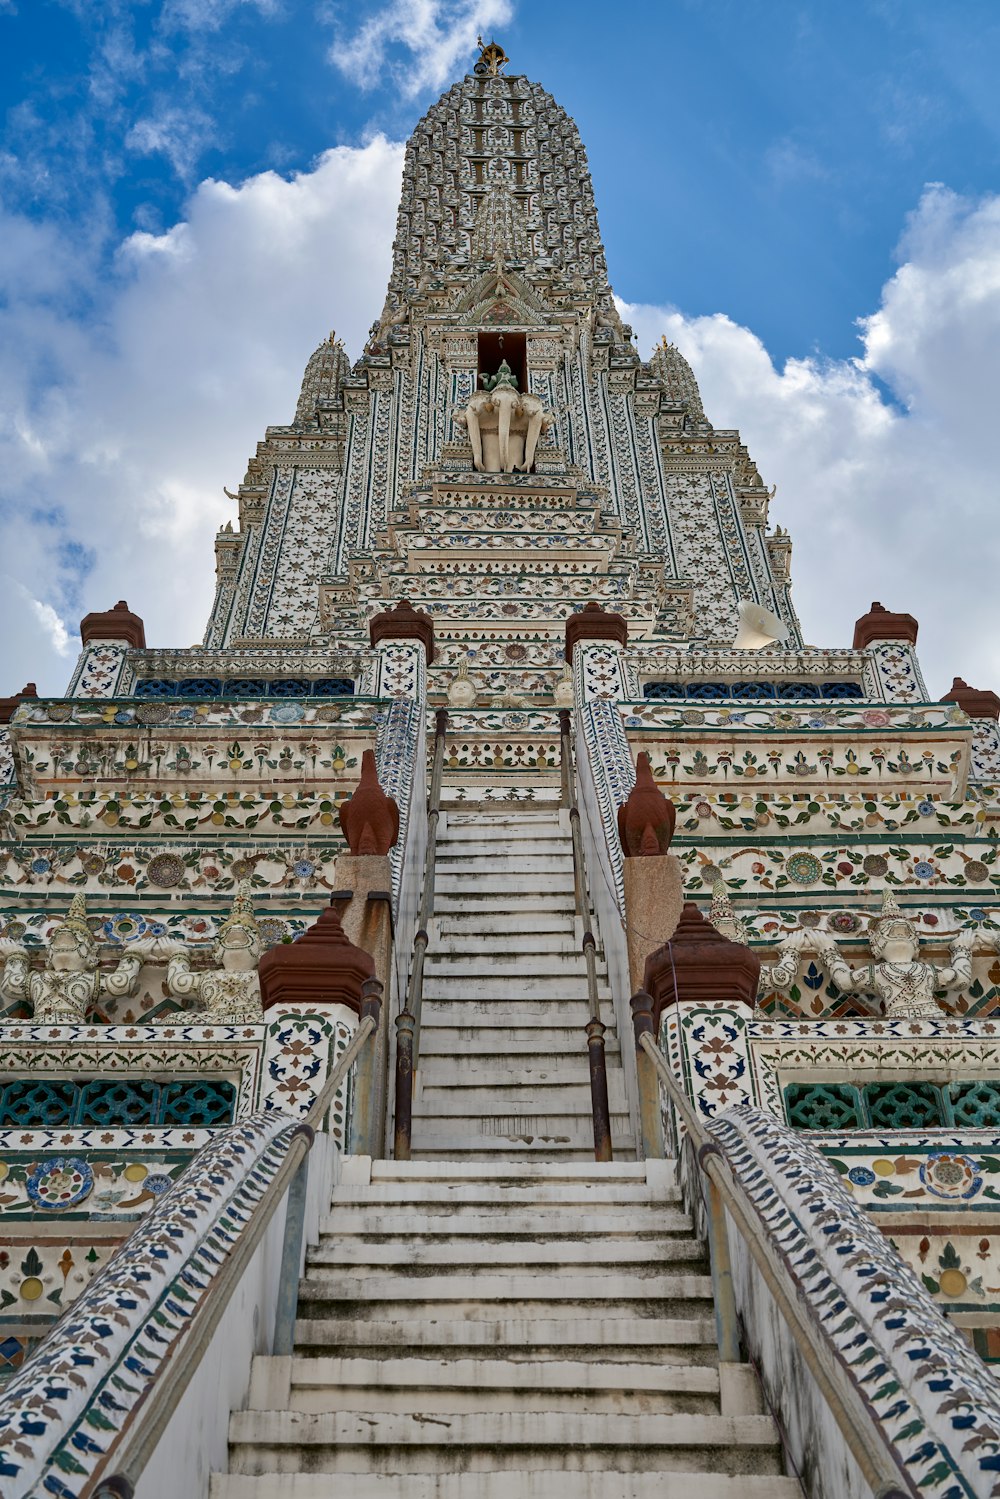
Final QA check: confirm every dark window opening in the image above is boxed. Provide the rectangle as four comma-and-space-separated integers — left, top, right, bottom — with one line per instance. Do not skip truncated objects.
478, 331, 527, 393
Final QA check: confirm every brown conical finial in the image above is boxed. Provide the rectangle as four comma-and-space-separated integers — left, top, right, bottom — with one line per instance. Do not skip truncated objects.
80, 600, 146, 648
643, 903, 761, 1026
338, 749, 400, 856
564, 601, 628, 664
941, 676, 1000, 721
617, 753, 675, 857
369, 598, 435, 664
258, 905, 374, 1015
852, 601, 918, 650
0, 683, 37, 725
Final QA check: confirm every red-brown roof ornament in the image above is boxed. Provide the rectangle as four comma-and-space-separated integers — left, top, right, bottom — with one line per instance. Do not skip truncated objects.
80, 600, 146, 649
643, 902, 760, 1028
0, 683, 37, 725
339, 749, 400, 855
369, 598, 435, 664
258, 905, 374, 1015
941, 677, 1000, 721
564, 601, 628, 664
852, 601, 918, 650
617, 753, 675, 857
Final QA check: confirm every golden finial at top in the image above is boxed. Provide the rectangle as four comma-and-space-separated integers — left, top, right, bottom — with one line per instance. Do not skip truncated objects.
475, 37, 509, 76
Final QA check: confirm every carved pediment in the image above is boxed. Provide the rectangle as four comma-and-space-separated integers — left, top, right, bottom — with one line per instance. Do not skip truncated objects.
453, 265, 553, 329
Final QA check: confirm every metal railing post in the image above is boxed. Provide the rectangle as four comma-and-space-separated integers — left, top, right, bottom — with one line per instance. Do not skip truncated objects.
351, 976, 384, 1156
559, 708, 613, 1162
629, 988, 665, 1159
393, 1008, 415, 1161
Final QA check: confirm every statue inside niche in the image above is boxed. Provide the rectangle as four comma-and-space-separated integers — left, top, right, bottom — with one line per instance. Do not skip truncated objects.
0, 893, 145, 1023
454, 362, 554, 475
761, 889, 979, 1020
155, 881, 264, 1025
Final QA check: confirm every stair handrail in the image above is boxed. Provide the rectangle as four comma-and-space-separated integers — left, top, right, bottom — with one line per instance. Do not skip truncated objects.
394, 705, 448, 1160
559, 707, 614, 1162
0, 1006, 378, 1499
635, 1017, 959, 1499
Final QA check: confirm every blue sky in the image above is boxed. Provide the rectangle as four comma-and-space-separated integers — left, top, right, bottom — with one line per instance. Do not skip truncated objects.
2, 0, 1000, 693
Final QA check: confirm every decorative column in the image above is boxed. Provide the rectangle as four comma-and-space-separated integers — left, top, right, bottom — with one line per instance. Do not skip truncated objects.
0, 683, 36, 788
617, 752, 683, 1160
854, 601, 927, 703
68, 600, 146, 699
331, 748, 400, 1157
644, 903, 761, 1030
259, 905, 377, 1152
368, 599, 434, 922
942, 676, 1000, 781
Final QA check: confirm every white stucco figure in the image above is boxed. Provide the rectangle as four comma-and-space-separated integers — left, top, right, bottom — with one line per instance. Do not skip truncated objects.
159, 881, 265, 1025
762, 890, 978, 1020
454, 361, 554, 475
0, 893, 143, 1023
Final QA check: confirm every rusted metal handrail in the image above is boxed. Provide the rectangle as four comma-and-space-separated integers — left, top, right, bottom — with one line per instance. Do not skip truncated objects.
634, 1007, 914, 1499
558, 708, 613, 1162
394, 706, 448, 1160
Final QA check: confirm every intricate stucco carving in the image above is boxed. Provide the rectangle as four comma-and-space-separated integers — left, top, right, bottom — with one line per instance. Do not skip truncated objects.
761, 889, 981, 1020
454, 361, 555, 473
0, 894, 144, 1023
155, 883, 264, 1025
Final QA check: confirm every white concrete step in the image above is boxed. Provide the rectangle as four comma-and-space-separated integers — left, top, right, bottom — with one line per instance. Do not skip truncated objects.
310, 1239, 704, 1268
321, 1210, 687, 1237
418, 1032, 620, 1055
281, 1356, 718, 1414
425, 953, 599, 976
215, 1473, 800, 1498
435, 855, 575, 876
435, 892, 577, 913
436, 878, 576, 898
435, 913, 578, 935
226, 1409, 783, 1474
419, 1007, 617, 1032
441, 790, 562, 808
418, 1059, 622, 1086
404, 1134, 638, 1160
410, 1097, 629, 1121
368, 1160, 658, 1183
440, 816, 564, 833
328, 1180, 669, 1204
439, 835, 568, 853
421, 977, 605, 999
432, 935, 585, 955
292, 1314, 715, 1355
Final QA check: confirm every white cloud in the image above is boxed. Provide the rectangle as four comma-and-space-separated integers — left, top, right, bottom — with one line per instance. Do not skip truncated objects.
126, 106, 219, 180
0, 136, 403, 693
328, 0, 513, 97
619, 184, 1000, 697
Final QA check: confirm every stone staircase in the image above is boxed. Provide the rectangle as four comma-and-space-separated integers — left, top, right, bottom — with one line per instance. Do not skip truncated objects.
215, 1158, 796, 1497
410, 794, 635, 1162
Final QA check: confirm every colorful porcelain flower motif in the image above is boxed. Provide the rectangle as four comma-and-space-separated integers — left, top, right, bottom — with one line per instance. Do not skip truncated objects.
26, 1157, 94, 1210
147, 853, 186, 889
829, 911, 862, 934
919, 1152, 982, 1201
785, 852, 823, 885
270, 702, 305, 724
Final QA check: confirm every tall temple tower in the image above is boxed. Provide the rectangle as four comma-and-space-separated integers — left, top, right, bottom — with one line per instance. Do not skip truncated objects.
1, 40, 1000, 1498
